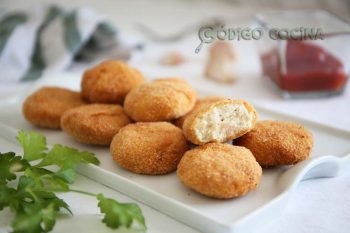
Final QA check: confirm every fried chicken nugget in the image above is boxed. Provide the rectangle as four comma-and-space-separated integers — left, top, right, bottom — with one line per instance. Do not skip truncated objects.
177, 143, 262, 199
124, 79, 197, 122
182, 99, 257, 145
81, 60, 144, 104
22, 87, 86, 129
61, 104, 130, 145
234, 120, 313, 166
111, 122, 189, 175
154, 77, 189, 84
174, 96, 225, 128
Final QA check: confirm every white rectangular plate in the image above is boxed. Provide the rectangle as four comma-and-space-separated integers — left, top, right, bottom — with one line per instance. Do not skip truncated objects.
0, 75, 349, 233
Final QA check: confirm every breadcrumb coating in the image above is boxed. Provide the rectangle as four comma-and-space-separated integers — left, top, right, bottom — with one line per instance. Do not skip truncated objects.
61, 104, 130, 145
177, 143, 262, 199
81, 60, 144, 104
111, 122, 189, 175
22, 87, 86, 129
154, 77, 189, 84
124, 79, 197, 122
234, 120, 313, 166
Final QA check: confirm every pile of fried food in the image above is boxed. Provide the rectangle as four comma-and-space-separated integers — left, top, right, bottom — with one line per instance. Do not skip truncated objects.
22, 60, 314, 199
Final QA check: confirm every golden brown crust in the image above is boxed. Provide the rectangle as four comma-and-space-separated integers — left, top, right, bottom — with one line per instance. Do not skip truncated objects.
61, 104, 130, 145
234, 120, 313, 166
124, 80, 197, 122
81, 60, 144, 104
110, 122, 189, 175
182, 99, 257, 145
177, 143, 262, 199
174, 96, 226, 128
153, 77, 189, 84
22, 87, 86, 129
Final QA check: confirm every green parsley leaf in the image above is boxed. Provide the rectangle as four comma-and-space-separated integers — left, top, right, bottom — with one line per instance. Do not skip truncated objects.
41, 202, 56, 232
1, 130, 146, 233
24, 168, 69, 192
36, 144, 99, 170
54, 168, 75, 184
12, 202, 44, 233
97, 193, 146, 231
16, 130, 47, 161
14, 176, 71, 214
12, 201, 58, 233
0, 152, 28, 183
0, 184, 16, 211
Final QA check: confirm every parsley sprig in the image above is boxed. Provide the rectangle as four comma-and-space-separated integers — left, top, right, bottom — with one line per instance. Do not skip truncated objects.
0, 130, 146, 233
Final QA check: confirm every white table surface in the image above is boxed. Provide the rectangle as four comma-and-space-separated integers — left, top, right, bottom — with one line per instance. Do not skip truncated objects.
0, 1, 350, 233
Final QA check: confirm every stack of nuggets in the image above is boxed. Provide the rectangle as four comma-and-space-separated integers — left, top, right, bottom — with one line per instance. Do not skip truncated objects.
22, 59, 314, 200
173, 97, 262, 199
112, 78, 196, 174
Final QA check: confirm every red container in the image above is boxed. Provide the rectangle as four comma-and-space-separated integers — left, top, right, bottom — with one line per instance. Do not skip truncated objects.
254, 10, 350, 98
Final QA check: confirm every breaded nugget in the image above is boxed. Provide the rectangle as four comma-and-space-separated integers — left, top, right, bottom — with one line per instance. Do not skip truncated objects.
61, 104, 130, 145
154, 77, 189, 84
234, 120, 313, 166
182, 99, 257, 145
22, 87, 86, 129
111, 122, 189, 175
124, 80, 197, 122
174, 96, 225, 128
81, 60, 144, 104
177, 143, 262, 199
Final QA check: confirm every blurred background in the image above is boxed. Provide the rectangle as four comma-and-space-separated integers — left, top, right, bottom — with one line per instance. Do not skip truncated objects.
0, 0, 350, 131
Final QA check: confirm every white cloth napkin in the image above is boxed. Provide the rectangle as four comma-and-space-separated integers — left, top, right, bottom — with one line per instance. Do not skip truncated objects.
0, 5, 140, 83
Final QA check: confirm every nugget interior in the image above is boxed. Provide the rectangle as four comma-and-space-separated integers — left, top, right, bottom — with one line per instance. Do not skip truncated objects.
193, 103, 253, 143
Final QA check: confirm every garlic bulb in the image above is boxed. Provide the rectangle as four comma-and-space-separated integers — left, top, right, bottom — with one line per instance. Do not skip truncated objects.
205, 41, 236, 83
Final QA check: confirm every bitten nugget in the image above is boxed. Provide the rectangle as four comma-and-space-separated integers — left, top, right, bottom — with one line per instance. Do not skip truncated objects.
182, 99, 257, 145
234, 120, 313, 166
111, 122, 189, 175
124, 79, 197, 122
177, 143, 262, 199
81, 60, 144, 104
22, 87, 86, 129
61, 104, 130, 145
174, 96, 225, 128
